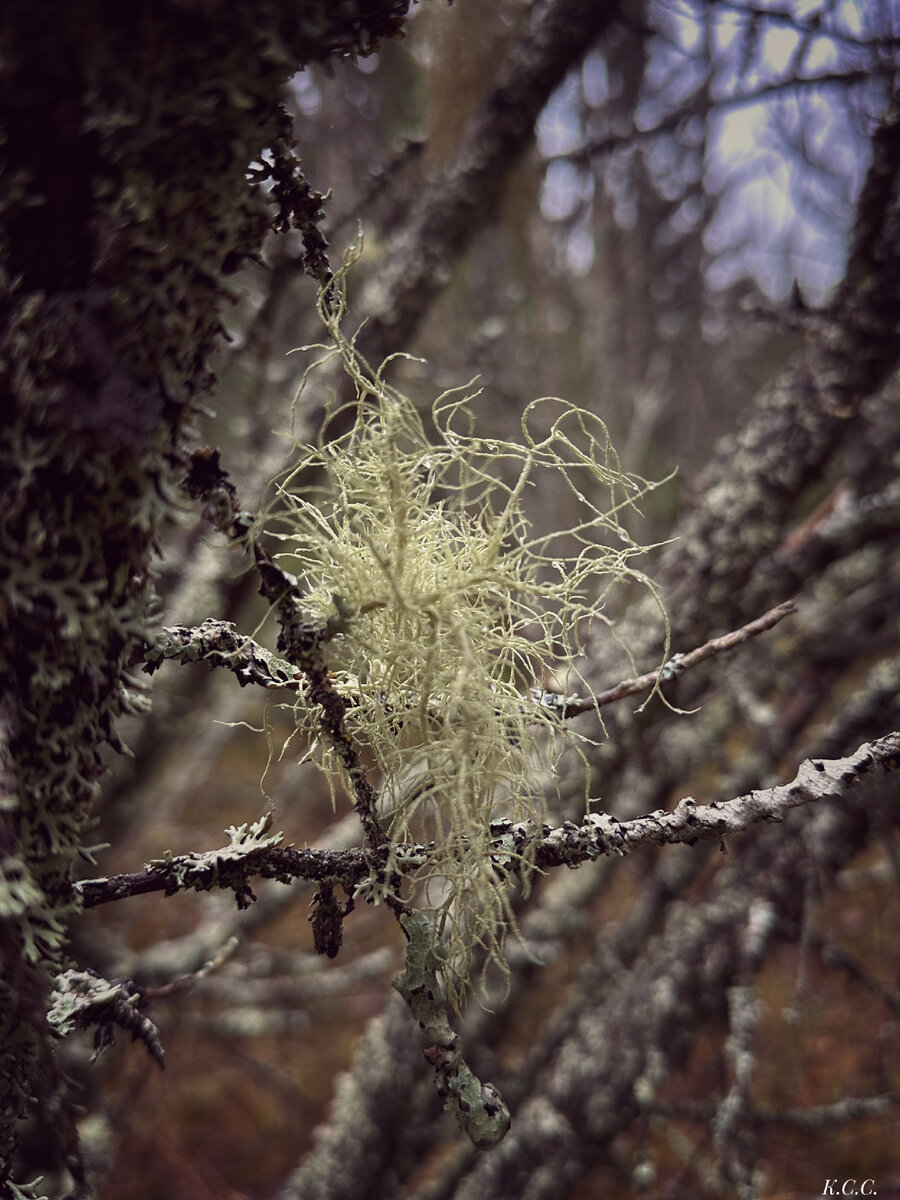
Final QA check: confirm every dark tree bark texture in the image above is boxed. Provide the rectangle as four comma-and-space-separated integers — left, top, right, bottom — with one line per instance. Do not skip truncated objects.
0, 1, 408, 1186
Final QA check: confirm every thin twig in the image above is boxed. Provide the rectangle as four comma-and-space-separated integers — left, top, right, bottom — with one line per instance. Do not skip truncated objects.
650, 1092, 900, 1128
553, 600, 798, 716
141, 936, 241, 1001
552, 70, 882, 167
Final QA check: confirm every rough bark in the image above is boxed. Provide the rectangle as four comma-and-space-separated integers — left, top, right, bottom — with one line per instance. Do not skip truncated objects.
0, 1, 410, 1189
659, 101, 900, 644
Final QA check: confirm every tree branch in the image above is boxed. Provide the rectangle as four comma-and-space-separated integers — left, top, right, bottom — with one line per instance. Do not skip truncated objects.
148, 601, 799, 721
253, 544, 387, 854
522, 731, 900, 868
392, 912, 511, 1147
549, 600, 798, 716
355, 0, 627, 361
654, 93, 900, 646
76, 821, 370, 911
76, 734, 900, 909
434, 734, 900, 1200
556, 69, 885, 166
144, 618, 299, 689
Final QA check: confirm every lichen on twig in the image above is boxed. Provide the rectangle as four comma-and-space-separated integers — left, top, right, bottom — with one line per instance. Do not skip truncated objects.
257, 244, 669, 998
48, 969, 165, 1069
392, 912, 511, 1146
76, 732, 900, 910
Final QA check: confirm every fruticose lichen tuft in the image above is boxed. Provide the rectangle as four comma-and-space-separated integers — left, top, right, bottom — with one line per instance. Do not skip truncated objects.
262, 249, 667, 998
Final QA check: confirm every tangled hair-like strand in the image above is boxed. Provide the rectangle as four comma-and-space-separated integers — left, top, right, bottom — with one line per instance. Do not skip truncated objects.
259, 243, 668, 1002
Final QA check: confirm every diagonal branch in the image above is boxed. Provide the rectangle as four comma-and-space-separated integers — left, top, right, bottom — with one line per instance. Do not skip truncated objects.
654, 92, 900, 645
355, 0, 626, 362
520, 731, 900, 870
548, 599, 798, 716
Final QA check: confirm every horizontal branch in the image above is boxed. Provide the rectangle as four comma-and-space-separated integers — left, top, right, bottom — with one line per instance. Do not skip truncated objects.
524, 731, 900, 870
650, 1091, 900, 1129
149, 602, 799, 727
76, 734, 900, 910
77, 815, 371, 910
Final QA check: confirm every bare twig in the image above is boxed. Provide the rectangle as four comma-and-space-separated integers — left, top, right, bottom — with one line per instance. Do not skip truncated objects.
141, 936, 241, 1001
550, 600, 798, 716
816, 940, 900, 1016
650, 1091, 900, 1128
553, 70, 882, 167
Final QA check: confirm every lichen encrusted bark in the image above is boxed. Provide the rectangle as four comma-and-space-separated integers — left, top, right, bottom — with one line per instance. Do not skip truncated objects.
0, 1, 409, 1190
659, 100, 900, 646
392, 912, 512, 1147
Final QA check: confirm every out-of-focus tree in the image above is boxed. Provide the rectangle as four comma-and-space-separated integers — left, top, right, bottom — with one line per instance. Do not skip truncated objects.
2, 2, 900, 1198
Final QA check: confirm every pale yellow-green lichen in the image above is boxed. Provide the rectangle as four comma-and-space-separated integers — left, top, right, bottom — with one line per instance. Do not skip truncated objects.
261, 251, 667, 998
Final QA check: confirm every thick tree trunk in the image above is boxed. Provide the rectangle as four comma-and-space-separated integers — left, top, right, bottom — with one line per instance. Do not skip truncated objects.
0, 2, 409, 1189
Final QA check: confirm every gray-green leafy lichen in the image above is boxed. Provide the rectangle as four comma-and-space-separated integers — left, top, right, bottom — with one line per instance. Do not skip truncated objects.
0, 0, 411, 1186
145, 620, 298, 690
48, 969, 164, 1069
145, 812, 289, 909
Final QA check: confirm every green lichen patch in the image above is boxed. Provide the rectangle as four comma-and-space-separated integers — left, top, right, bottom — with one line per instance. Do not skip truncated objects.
260, 253, 668, 999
